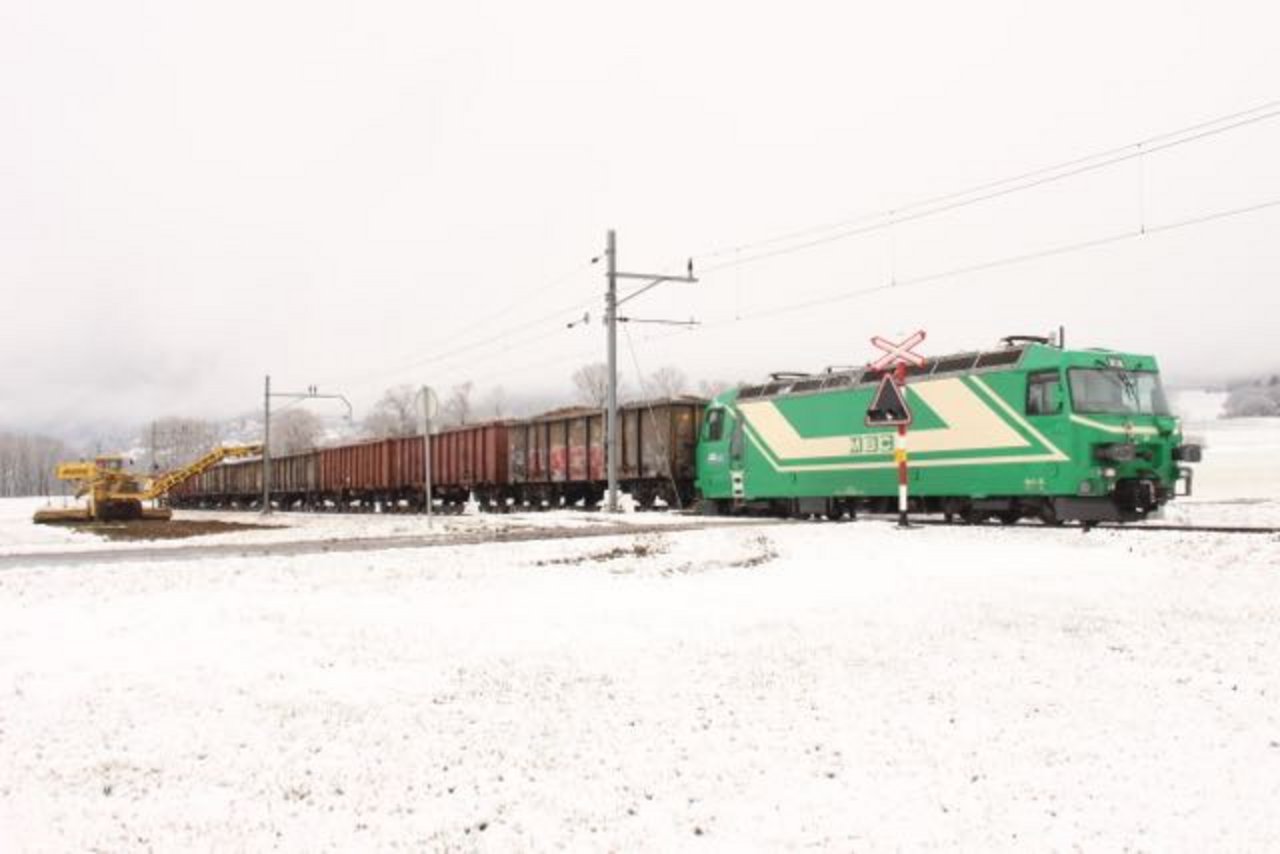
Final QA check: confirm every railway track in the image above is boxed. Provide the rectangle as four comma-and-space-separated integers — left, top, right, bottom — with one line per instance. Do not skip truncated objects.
3, 514, 1273, 572
0, 518, 786, 570
900, 518, 1280, 535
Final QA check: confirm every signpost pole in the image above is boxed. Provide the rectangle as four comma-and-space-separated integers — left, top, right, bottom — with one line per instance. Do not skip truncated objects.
866, 331, 925, 530
895, 362, 909, 528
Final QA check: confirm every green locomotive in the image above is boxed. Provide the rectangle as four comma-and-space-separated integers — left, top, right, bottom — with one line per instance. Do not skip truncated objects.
696, 337, 1202, 524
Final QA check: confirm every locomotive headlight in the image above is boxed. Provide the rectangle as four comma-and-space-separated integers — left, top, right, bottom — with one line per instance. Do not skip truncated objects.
1102, 467, 1117, 479
1078, 480, 1095, 495
1094, 443, 1137, 463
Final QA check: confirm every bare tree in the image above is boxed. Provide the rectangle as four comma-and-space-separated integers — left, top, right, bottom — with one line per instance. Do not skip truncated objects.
697, 378, 736, 398
150, 417, 222, 471
1225, 380, 1280, 417
272, 409, 323, 454
481, 385, 508, 419
572, 363, 611, 408
364, 384, 419, 437
647, 365, 689, 399
0, 432, 73, 496
443, 381, 475, 426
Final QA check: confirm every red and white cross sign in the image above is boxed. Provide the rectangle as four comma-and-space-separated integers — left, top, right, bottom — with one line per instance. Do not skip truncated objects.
869, 330, 927, 370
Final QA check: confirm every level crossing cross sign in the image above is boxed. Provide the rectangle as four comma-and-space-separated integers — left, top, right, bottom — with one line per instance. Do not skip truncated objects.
869, 330, 927, 370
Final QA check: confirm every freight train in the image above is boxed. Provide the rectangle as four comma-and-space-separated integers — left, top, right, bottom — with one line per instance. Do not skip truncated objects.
170, 399, 704, 511
173, 337, 1202, 524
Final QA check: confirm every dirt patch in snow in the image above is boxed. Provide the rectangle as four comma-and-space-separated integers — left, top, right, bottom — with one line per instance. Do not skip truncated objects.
535, 534, 668, 566
67, 519, 274, 541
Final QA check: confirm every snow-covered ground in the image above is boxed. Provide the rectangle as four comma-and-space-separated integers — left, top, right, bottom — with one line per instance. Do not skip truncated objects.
1, 521, 1278, 850
0, 497, 730, 556
1170, 387, 1226, 423
1, 406, 1279, 850
1162, 409, 1280, 525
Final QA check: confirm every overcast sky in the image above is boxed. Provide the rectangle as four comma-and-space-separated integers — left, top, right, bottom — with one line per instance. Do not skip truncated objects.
3, 0, 1278, 439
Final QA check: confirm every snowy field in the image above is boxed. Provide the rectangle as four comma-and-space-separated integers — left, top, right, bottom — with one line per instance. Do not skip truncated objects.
1160, 404, 1280, 526
0, 498, 734, 557
1, 411, 1279, 850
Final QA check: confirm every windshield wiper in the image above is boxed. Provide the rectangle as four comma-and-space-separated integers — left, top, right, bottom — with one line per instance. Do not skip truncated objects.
1093, 359, 1140, 413
1117, 369, 1139, 408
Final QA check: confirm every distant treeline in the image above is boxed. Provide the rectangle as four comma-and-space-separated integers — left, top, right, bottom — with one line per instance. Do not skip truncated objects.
1224, 375, 1280, 418
0, 432, 74, 497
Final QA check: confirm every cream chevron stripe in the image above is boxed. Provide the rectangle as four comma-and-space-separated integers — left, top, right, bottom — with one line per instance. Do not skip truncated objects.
1068, 413, 1159, 436
910, 378, 1030, 453
736, 375, 1070, 474
735, 377, 1031, 462
742, 428, 1069, 473
968, 376, 1069, 461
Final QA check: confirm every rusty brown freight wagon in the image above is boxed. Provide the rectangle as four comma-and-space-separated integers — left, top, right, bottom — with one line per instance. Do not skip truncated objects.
270, 452, 319, 508
380, 424, 510, 508
171, 451, 318, 510
507, 398, 703, 508
429, 423, 511, 505
318, 440, 395, 507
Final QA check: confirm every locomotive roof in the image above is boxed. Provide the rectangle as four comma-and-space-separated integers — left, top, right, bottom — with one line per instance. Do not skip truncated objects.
735, 343, 1159, 402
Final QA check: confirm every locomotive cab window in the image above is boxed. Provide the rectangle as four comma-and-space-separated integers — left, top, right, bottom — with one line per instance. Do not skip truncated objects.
705, 409, 726, 442
1026, 372, 1062, 415
1069, 368, 1171, 416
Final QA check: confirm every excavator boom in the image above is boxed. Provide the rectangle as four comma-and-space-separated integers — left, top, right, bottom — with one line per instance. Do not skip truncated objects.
136, 443, 262, 500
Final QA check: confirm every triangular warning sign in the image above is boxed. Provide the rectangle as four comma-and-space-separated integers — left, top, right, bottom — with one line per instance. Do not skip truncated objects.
864, 375, 912, 427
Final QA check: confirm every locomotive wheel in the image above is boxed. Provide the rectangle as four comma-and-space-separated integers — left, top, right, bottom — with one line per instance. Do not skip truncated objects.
998, 511, 1021, 525
1038, 505, 1065, 527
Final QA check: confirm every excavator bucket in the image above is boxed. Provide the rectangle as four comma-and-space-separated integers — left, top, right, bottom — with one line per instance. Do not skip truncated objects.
32, 504, 171, 524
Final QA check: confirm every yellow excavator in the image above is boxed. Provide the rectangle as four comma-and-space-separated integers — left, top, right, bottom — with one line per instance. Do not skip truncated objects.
33, 444, 262, 524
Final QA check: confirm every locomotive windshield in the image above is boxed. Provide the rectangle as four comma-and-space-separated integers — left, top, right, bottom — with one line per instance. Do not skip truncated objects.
1068, 368, 1170, 416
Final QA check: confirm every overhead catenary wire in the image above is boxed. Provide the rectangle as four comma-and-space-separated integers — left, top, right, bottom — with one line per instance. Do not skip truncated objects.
693, 97, 1280, 262
623, 193, 1280, 353
279, 97, 1280, 423
431, 337, 600, 396
335, 291, 598, 399
692, 100, 1280, 274
421, 323, 591, 391
286, 188, 1280, 428
321, 261, 596, 391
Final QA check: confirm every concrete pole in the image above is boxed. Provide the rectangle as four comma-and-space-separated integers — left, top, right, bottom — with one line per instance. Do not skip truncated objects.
605, 229, 619, 513
262, 374, 272, 515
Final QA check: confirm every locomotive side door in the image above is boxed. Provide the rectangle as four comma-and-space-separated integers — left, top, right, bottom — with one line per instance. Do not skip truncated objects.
1025, 370, 1068, 490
